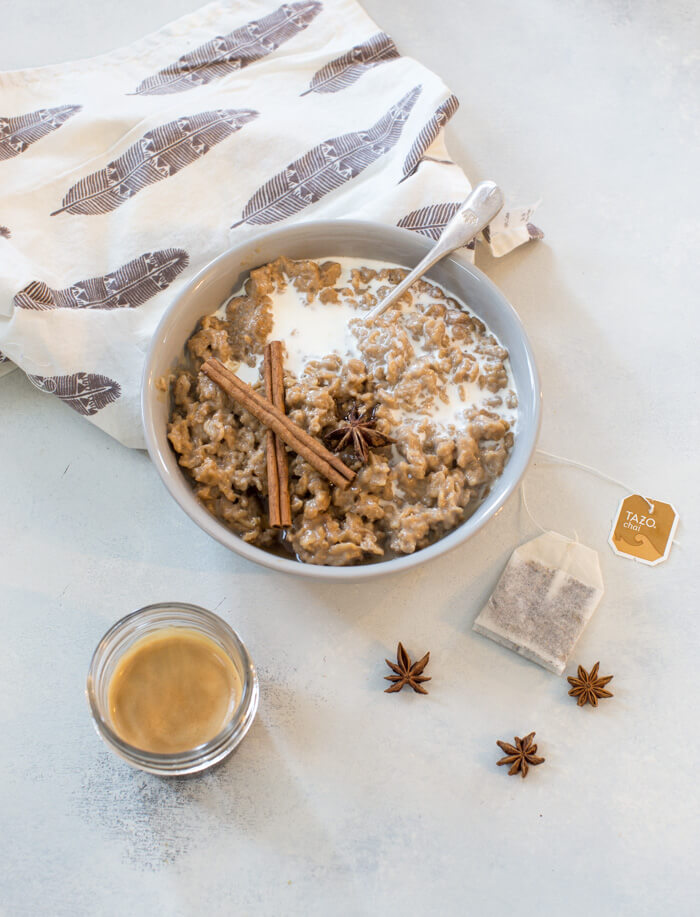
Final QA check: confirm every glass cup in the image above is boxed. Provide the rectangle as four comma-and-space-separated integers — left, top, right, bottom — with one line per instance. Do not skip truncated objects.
87, 602, 259, 776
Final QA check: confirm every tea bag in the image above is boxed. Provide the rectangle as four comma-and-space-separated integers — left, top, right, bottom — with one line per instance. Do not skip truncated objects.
473, 532, 604, 675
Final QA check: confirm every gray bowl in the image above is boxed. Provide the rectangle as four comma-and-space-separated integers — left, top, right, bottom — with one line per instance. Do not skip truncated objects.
141, 220, 541, 580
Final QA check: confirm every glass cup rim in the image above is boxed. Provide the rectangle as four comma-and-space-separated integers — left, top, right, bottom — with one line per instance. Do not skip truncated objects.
86, 601, 258, 774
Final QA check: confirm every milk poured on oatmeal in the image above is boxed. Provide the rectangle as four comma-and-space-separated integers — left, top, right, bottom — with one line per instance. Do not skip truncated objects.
172, 256, 518, 565
220, 256, 518, 433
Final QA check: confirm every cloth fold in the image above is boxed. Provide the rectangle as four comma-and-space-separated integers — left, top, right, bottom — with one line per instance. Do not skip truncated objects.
0, 0, 540, 447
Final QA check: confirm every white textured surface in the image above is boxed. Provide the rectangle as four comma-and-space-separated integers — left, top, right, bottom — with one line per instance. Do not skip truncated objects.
1, 1, 699, 915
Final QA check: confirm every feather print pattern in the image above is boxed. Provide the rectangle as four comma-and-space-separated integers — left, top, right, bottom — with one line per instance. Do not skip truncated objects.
28, 372, 121, 416
51, 109, 257, 217
401, 94, 459, 180
397, 201, 475, 249
134, 1, 322, 95
14, 249, 189, 311
0, 104, 81, 162
397, 201, 461, 240
300, 32, 399, 96
232, 85, 421, 227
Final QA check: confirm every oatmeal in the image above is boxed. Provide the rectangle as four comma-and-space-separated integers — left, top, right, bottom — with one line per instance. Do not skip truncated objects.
166, 256, 517, 566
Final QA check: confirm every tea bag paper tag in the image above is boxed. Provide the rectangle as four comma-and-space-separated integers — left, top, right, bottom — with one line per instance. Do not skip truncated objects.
609, 495, 678, 566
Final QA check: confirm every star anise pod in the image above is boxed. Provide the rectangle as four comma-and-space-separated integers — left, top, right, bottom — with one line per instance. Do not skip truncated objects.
496, 732, 545, 779
384, 642, 431, 694
567, 662, 614, 707
324, 402, 394, 464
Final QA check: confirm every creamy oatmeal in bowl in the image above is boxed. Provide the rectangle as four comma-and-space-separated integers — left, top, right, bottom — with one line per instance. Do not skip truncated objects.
142, 221, 540, 580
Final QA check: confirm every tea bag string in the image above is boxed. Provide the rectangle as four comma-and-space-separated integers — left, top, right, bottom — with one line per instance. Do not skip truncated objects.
536, 450, 653, 509
521, 449, 681, 546
520, 476, 572, 538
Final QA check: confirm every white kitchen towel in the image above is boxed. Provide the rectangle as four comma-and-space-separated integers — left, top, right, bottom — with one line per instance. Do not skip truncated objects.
0, 0, 541, 448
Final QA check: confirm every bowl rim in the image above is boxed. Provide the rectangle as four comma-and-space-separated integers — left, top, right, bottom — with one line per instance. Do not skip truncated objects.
141, 219, 541, 580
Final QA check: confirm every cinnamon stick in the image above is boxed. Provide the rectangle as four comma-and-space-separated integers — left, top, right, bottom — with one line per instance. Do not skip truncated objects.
266, 342, 292, 526
263, 346, 282, 527
201, 359, 355, 489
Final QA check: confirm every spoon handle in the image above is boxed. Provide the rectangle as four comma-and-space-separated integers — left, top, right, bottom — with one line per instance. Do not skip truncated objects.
365, 181, 504, 321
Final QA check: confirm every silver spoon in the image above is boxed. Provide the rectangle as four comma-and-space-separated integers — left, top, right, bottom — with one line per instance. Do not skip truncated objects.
365, 181, 504, 321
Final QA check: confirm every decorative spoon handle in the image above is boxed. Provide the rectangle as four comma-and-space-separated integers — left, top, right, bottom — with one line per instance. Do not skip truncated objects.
365, 181, 504, 321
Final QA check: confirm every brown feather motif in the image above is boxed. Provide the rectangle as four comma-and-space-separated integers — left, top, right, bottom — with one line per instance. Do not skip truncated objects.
232, 86, 421, 227
300, 32, 399, 95
28, 372, 121, 416
133, 1, 322, 95
397, 201, 476, 251
401, 94, 459, 180
0, 105, 81, 162
397, 201, 461, 240
51, 109, 257, 217
14, 249, 189, 311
